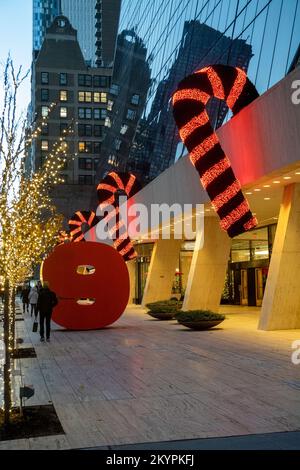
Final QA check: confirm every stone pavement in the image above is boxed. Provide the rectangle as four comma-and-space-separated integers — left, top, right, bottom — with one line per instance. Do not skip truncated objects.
1, 303, 300, 450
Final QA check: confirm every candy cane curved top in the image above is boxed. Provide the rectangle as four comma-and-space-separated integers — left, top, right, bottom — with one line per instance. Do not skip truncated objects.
68, 210, 98, 242
97, 172, 141, 261
173, 64, 259, 238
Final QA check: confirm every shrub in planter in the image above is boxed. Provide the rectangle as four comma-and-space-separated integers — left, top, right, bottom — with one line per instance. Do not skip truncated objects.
146, 302, 179, 320
175, 310, 225, 330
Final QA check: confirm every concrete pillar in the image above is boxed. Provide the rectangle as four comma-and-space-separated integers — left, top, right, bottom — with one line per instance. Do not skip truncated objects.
182, 217, 231, 312
127, 259, 136, 305
141, 238, 182, 306
259, 184, 300, 330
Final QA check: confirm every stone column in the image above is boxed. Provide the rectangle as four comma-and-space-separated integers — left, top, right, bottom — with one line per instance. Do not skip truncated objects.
127, 259, 136, 305
141, 238, 182, 306
182, 216, 231, 312
259, 184, 300, 330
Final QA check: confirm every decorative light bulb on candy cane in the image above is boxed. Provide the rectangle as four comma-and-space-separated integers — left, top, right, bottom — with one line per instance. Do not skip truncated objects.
172, 64, 259, 238
97, 172, 141, 261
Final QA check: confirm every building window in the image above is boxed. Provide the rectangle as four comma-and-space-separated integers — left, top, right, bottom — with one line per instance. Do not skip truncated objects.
78, 91, 85, 102
61, 174, 68, 183
41, 140, 49, 151
115, 139, 122, 151
93, 92, 100, 103
78, 91, 93, 103
105, 117, 111, 128
79, 158, 93, 170
126, 109, 136, 121
41, 123, 49, 135
131, 94, 140, 105
94, 159, 100, 171
41, 72, 49, 84
78, 124, 92, 136
94, 125, 103, 137
94, 142, 101, 154
78, 141, 93, 153
120, 124, 128, 135
41, 106, 49, 117
60, 107, 68, 118
110, 83, 120, 96
85, 91, 92, 103
60, 123, 68, 136
79, 175, 93, 185
85, 75, 92, 87
60, 90, 68, 102
94, 75, 108, 88
107, 100, 114, 111
60, 73, 67, 86
78, 108, 85, 119
41, 89, 49, 102
100, 92, 107, 103
78, 74, 85, 86
94, 108, 107, 120
85, 108, 92, 119
78, 108, 92, 120
78, 142, 86, 153
78, 74, 92, 87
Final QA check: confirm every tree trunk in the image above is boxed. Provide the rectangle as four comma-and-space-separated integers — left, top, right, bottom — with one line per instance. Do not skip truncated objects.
3, 278, 12, 426
9, 288, 16, 352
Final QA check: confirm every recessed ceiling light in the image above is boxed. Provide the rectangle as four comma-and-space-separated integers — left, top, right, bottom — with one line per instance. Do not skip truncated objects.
245, 192, 252, 195
263, 185, 271, 188
264, 197, 271, 201
254, 189, 261, 192
283, 176, 292, 180
273, 181, 280, 184
295, 172, 300, 175
205, 209, 211, 212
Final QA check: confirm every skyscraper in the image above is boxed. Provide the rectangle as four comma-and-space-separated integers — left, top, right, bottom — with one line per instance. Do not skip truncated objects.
29, 15, 112, 223
33, 0, 61, 53
129, 21, 254, 181
32, 0, 121, 66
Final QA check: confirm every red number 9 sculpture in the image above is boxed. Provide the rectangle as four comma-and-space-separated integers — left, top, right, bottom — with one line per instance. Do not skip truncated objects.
173, 64, 259, 238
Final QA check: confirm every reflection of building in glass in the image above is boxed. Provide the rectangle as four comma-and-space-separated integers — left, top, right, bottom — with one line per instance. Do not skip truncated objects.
137, 21, 253, 181
33, 0, 121, 66
96, 30, 151, 180
118, 0, 300, 183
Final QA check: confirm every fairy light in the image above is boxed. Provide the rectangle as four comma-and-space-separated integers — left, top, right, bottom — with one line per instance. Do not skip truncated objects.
0, 85, 75, 418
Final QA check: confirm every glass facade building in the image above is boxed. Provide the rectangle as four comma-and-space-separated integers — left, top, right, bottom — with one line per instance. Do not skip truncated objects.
33, 0, 61, 53
104, 0, 299, 182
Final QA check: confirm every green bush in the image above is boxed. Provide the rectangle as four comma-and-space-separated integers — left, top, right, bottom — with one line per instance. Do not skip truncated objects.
147, 304, 179, 314
146, 299, 182, 311
175, 310, 225, 322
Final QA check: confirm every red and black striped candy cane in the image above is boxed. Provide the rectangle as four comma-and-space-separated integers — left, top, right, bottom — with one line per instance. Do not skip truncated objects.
173, 64, 259, 238
68, 210, 98, 242
97, 172, 140, 261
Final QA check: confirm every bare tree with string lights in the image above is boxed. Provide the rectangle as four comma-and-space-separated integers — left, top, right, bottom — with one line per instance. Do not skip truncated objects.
0, 56, 74, 428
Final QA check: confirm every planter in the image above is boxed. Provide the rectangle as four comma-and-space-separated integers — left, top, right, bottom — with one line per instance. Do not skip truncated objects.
177, 319, 224, 330
147, 311, 176, 321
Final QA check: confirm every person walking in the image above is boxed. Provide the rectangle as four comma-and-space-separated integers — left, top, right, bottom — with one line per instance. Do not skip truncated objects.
29, 285, 39, 318
37, 281, 58, 342
20, 284, 30, 314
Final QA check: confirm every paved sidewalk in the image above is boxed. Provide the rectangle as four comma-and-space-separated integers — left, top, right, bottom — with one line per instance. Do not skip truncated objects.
1, 303, 300, 449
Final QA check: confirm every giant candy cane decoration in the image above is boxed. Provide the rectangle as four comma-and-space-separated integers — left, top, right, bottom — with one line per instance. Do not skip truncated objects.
173, 64, 259, 238
97, 172, 141, 261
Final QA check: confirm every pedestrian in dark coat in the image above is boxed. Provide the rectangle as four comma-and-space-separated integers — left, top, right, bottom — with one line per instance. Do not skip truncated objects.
37, 281, 58, 342
20, 285, 30, 313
